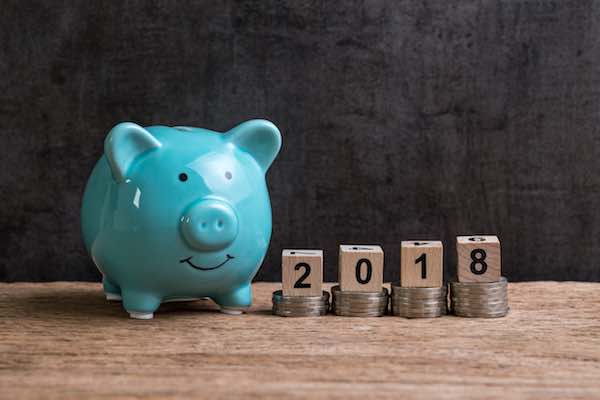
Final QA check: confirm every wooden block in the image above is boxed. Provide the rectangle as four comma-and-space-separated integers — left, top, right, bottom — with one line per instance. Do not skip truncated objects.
400, 241, 444, 287
457, 235, 501, 283
338, 245, 384, 292
282, 249, 323, 296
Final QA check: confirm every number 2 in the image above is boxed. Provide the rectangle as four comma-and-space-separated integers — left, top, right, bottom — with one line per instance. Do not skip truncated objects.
293, 263, 311, 288
415, 253, 427, 279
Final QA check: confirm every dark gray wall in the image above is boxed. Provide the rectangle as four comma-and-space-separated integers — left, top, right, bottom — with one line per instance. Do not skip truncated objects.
2, 0, 600, 282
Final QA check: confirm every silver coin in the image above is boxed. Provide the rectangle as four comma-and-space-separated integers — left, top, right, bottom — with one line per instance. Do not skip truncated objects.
450, 278, 507, 290
272, 302, 328, 309
450, 293, 507, 301
272, 290, 330, 302
451, 298, 508, 306
393, 309, 446, 318
334, 296, 389, 304
332, 301, 387, 308
393, 302, 447, 309
392, 283, 446, 291
453, 307, 509, 318
272, 290, 330, 317
274, 304, 330, 312
396, 310, 447, 318
331, 285, 389, 298
450, 295, 508, 304
273, 302, 329, 310
452, 305, 508, 312
450, 289, 507, 298
393, 308, 446, 315
389, 284, 448, 318
333, 304, 386, 312
332, 305, 388, 316
451, 295, 507, 302
448, 277, 509, 318
391, 284, 447, 295
273, 308, 329, 317
275, 305, 327, 312
331, 285, 389, 317
452, 287, 506, 292
393, 309, 446, 317
333, 309, 386, 317
393, 298, 447, 305
274, 295, 328, 302
393, 295, 447, 302
392, 289, 447, 297
452, 304, 508, 313
333, 296, 388, 304
452, 306, 508, 314
273, 308, 328, 317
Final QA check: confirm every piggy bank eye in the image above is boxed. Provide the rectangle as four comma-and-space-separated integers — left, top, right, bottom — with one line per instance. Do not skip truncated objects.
225, 171, 232, 180
178, 173, 188, 182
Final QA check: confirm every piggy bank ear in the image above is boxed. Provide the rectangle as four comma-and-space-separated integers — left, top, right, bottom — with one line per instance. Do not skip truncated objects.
225, 119, 282, 172
104, 122, 162, 182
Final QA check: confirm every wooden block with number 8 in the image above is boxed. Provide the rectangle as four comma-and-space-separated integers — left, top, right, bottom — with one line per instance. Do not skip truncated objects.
400, 241, 443, 287
282, 249, 323, 296
338, 245, 384, 292
457, 235, 501, 283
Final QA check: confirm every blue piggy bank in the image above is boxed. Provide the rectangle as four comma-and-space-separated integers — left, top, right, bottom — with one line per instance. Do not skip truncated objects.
81, 120, 282, 319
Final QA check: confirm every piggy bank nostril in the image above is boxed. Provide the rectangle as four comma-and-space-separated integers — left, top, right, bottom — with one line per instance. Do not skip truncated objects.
217, 220, 224, 229
201, 222, 207, 229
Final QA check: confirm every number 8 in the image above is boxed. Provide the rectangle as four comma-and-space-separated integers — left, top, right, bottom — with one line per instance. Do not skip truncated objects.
470, 249, 487, 275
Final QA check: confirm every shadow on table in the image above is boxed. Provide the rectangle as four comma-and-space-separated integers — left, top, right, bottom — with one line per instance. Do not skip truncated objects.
23, 287, 240, 320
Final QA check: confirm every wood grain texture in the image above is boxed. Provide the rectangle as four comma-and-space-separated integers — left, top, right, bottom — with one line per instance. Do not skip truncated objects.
1, 282, 600, 399
281, 249, 322, 296
400, 241, 443, 287
338, 245, 384, 292
457, 236, 501, 283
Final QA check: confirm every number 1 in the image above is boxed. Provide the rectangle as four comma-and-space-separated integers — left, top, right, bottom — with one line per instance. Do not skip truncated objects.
415, 253, 427, 279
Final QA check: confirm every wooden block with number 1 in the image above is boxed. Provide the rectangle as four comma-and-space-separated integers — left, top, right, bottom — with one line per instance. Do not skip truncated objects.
282, 249, 323, 296
457, 235, 501, 283
400, 241, 443, 287
338, 245, 384, 292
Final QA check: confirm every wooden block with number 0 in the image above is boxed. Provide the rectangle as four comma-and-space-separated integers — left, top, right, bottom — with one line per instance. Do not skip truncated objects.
400, 241, 443, 287
457, 235, 501, 283
282, 249, 323, 296
338, 245, 384, 292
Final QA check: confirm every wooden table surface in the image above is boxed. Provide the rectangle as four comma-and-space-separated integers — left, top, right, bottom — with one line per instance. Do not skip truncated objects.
1, 282, 599, 399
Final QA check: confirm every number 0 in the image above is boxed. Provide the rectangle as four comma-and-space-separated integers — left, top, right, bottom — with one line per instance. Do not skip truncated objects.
355, 258, 372, 284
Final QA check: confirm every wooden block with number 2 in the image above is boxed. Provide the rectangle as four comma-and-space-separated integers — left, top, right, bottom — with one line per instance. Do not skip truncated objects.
282, 249, 323, 296
457, 235, 501, 283
400, 241, 443, 287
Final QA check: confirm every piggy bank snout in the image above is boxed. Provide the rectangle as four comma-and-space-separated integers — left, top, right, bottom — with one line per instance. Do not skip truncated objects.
181, 199, 238, 251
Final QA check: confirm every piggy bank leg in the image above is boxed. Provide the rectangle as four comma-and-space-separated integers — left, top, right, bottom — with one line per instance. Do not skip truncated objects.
102, 277, 122, 301
213, 284, 252, 315
121, 290, 161, 320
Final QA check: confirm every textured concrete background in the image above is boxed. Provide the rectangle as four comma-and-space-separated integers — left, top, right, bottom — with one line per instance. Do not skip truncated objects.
2, 0, 600, 282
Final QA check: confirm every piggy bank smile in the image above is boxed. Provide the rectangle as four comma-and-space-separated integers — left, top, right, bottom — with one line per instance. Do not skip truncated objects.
81, 119, 281, 319
179, 254, 235, 271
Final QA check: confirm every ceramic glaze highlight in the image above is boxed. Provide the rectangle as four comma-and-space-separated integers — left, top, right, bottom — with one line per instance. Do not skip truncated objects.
81, 120, 282, 319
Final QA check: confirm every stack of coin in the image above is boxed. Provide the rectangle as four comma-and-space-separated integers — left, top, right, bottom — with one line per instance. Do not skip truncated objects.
272, 290, 330, 317
390, 284, 447, 318
331, 285, 388, 317
449, 277, 509, 318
